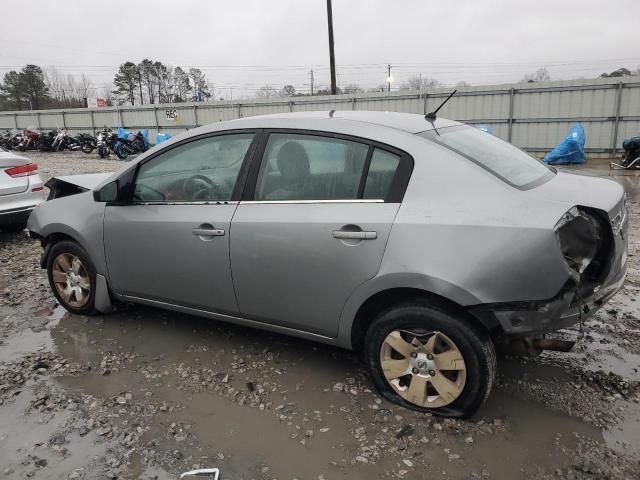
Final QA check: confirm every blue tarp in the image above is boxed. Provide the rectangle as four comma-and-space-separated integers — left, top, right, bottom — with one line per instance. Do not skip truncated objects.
156, 133, 171, 144
116, 127, 130, 140
544, 123, 586, 165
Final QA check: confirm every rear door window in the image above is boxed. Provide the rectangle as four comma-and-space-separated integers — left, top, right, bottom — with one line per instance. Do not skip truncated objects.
254, 133, 369, 201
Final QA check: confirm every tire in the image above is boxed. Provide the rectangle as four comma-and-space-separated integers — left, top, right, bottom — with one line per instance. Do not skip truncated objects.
97, 146, 108, 158
364, 299, 496, 418
46, 240, 99, 316
81, 143, 94, 154
115, 145, 129, 160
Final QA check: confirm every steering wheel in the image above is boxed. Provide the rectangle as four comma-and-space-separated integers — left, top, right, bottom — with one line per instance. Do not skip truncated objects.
133, 183, 166, 201
183, 174, 224, 201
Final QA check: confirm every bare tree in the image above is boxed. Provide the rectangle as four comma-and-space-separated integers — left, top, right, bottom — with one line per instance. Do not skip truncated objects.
155, 63, 175, 103
279, 85, 296, 97
44, 67, 93, 107
256, 85, 278, 98
138, 59, 158, 104
521, 67, 551, 83
188, 68, 210, 101
400, 74, 441, 91
173, 67, 191, 102
74, 74, 94, 103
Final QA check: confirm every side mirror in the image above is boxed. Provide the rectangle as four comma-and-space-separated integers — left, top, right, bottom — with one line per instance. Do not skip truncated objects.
93, 180, 119, 202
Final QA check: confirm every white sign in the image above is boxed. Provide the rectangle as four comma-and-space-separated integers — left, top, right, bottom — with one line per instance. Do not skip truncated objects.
87, 98, 106, 108
165, 109, 179, 122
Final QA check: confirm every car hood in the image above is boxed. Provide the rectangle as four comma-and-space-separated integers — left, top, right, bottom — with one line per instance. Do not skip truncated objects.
523, 170, 624, 216
45, 172, 115, 200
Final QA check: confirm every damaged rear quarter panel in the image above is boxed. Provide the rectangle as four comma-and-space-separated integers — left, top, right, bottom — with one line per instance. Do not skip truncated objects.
370, 144, 575, 305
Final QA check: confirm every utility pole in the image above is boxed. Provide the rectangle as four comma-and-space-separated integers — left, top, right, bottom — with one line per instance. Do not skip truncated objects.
326, 0, 337, 95
310, 69, 315, 96
387, 64, 392, 92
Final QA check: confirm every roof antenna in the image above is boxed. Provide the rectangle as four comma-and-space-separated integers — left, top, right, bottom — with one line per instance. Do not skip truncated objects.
425, 89, 457, 121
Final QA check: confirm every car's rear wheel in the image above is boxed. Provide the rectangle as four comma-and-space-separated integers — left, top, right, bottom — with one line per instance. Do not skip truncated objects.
47, 240, 98, 315
364, 299, 496, 418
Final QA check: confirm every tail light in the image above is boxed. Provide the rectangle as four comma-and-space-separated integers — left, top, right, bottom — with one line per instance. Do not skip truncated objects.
5, 163, 38, 177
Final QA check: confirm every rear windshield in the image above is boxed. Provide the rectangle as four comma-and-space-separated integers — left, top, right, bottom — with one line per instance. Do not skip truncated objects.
419, 125, 553, 188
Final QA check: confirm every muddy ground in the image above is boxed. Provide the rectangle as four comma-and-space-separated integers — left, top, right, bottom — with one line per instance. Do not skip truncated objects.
1, 151, 639, 480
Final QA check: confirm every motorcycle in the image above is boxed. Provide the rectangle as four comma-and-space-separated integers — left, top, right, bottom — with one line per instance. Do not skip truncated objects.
610, 135, 640, 169
1, 130, 22, 150
76, 133, 97, 154
96, 128, 116, 158
50, 129, 82, 152
0, 130, 13, 149
113, 129, 149, 160
36, 130, 58, 151
15, 128, 40, 151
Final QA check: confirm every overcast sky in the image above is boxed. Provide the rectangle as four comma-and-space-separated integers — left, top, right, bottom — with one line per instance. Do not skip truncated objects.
1, 0, 639, 99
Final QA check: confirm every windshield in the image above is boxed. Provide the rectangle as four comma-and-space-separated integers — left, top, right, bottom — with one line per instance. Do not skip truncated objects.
419, 125, 553, 188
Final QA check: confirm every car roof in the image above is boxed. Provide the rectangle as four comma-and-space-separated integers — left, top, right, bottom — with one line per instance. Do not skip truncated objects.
229, 111, 461, 134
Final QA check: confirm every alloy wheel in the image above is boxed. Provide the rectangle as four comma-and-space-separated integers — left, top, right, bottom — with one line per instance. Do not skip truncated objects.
380, 330, 466, 408
51, 253, 91, 308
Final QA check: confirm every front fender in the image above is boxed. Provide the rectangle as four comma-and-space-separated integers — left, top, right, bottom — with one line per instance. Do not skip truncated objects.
27, 193, 108, 276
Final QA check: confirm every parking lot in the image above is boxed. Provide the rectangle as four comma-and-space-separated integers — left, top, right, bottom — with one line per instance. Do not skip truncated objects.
1, 151, 639, 479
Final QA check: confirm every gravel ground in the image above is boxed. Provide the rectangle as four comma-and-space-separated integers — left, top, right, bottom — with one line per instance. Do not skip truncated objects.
0, 151, 639, 480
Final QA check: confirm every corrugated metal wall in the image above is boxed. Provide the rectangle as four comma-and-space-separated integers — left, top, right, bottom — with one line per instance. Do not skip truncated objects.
1, 77, 639, 157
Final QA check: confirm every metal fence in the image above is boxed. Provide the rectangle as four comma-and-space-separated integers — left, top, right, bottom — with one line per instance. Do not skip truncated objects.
1, 76, 639, 158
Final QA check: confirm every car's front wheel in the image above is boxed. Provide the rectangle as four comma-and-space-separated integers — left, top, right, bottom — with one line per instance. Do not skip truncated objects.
364, 299, 496, 418
47, 240, 98, 315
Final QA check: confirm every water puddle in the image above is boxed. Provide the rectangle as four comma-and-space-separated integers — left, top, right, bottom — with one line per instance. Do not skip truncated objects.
0, 305, 66, 363
604, 400, 640, 458
0, 380, 106, 479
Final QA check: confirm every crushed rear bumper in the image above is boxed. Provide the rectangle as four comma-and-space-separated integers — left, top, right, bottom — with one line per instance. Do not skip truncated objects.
468, 212, 628, 338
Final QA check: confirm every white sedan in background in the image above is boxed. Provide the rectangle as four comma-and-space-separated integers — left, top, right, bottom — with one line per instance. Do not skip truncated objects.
0, 146, 45, 232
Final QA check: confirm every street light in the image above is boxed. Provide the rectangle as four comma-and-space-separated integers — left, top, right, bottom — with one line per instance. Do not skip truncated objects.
386, 64, 393, 92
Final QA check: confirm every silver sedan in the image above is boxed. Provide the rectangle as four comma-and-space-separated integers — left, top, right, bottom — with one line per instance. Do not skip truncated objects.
0, 146, 45, 232
27, 111, 628, 417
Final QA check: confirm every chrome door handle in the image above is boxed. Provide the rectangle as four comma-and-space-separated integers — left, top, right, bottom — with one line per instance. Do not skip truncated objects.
332, 230, 377, 240
192, 228, 225, 237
